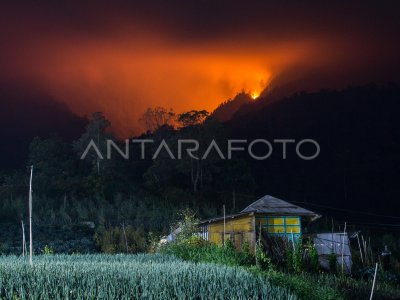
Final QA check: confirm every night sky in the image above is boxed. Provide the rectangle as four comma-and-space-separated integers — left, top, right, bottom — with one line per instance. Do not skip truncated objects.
1, 0, 400, 136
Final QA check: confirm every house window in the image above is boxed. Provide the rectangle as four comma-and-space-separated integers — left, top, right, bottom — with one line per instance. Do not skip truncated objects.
267, 225, 285, 233
256, 216, 301, 240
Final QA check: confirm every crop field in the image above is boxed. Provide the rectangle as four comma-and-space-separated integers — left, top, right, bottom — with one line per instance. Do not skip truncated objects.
0, 254, 296, 300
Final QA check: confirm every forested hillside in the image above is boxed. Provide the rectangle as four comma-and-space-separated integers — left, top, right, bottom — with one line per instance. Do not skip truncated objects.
1, 83, 400, 254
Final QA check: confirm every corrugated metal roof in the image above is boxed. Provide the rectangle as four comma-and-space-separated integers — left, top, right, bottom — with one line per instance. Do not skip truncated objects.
241, 195, 320, 220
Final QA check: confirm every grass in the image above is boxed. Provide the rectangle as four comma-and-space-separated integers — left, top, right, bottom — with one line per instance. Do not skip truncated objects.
0, 254, 296, 300
160, 239, 400, 300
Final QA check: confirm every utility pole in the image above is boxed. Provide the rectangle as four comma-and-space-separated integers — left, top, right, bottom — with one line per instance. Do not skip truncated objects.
28, 165, 33, 266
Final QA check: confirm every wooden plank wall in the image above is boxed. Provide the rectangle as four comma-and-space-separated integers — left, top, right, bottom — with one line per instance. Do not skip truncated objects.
207, 215, 256, 250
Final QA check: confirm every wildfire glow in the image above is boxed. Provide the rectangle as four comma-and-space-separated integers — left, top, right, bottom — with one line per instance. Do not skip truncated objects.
1, 2, 398, 137
250, 91, 260, 99
0, 18, 319, 136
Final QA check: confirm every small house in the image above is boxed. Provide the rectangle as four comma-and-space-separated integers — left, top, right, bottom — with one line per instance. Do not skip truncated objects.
198, 195, 320, 250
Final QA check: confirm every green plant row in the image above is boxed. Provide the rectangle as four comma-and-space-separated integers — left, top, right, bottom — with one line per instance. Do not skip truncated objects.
0, 254, 296, 300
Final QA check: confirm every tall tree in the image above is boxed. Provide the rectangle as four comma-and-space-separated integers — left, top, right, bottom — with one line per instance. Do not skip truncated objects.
73, 112, 112, 175
28, 136, 75, 196
139, 107, 176, 133
178, 110, 209, 128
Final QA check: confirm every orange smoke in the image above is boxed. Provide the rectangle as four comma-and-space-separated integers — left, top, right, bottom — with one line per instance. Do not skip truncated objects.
1, 2, 399, 137
2, 30, 314, 136
2, 22, 393, 138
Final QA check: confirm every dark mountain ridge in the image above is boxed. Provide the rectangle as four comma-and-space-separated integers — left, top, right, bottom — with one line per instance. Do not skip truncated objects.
225, 83, 400, 225
0, 84, 87, 169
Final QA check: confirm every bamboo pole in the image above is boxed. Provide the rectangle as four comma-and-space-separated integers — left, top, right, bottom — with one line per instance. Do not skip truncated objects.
362, 235, 368, 265
341, 222, 347, 275
28, 165, 33, 266
291, 229, 295, 251
21, 220, 26, 257
370, 263, 378, 300
255, 221, 262, 266
356, 233, 364, 265
331, 218, 335, 252
223, 205, 226, 246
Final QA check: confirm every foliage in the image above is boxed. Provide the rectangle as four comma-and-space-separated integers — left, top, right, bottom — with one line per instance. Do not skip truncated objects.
0, 254, 296, 300
172, 208, 199, 242
41, 245, 54, 255
292, 239, 304, 273
329, 251, 338, 274
261, 270, 341, 300
0, 222, 96, 255
241, 240, 254, 266
256, 243, 272, 271
160, 238, 255, 267
93, 225, 147, 254
177, 110, 209, 127
28, 136, 75, 196
307, 239, 319, 273
139, 107, 176, 132
160, 236, 400, 300
286, 239, 304, 273
73, 112, 113, 175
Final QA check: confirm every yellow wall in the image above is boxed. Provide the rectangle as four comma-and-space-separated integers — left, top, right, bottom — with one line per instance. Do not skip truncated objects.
207, 215, 256, 250
204, 214, 302, 250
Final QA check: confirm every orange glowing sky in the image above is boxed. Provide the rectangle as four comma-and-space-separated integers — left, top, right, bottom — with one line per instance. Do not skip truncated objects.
1, 1, 399, 136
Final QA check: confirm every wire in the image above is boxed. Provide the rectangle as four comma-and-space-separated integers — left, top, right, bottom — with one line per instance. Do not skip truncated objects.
291, 200, 400, 219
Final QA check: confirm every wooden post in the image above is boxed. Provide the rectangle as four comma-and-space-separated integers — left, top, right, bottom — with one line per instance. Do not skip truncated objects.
341, 222, 347, 275
369, 237, 373, 264
369, 263, 378, 300
232, 190, 236, 211
121, 223, 129, 253
223, 205, 226, 246
255, 220, 262, 266
362, 235, 368, 265
21, 220, 26, 257
28, 165, 33, 266
230, 221, 233, 246
356, 233, 364, 265
331, 218, 335, 252
291, 229, 295, 251
252, 215, 256, 255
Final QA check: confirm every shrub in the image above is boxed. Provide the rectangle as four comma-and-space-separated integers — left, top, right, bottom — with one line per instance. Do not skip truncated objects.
172, 208, 199, 243
328, 252, 337, 274
256, 243, 272, 271
161, 238, 255, 268
307, 239, 319, 273
41, 245, 54, 255
286, 239, 304, 273
93, 225, 147, 254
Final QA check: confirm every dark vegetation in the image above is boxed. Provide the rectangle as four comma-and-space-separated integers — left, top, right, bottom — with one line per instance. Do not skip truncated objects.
1, 83, 400, 286
160, 210, 400, 300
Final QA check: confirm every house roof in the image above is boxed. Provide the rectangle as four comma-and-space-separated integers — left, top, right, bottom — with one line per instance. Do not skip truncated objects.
199, 195, 321, 224
199, 211, 253, 224
241, 195, 320, 220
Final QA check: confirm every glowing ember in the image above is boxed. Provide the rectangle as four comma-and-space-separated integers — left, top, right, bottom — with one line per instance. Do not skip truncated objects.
250, 91, 260, 99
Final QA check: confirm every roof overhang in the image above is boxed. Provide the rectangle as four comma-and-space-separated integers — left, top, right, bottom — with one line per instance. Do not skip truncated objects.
199, 211, 321, 225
